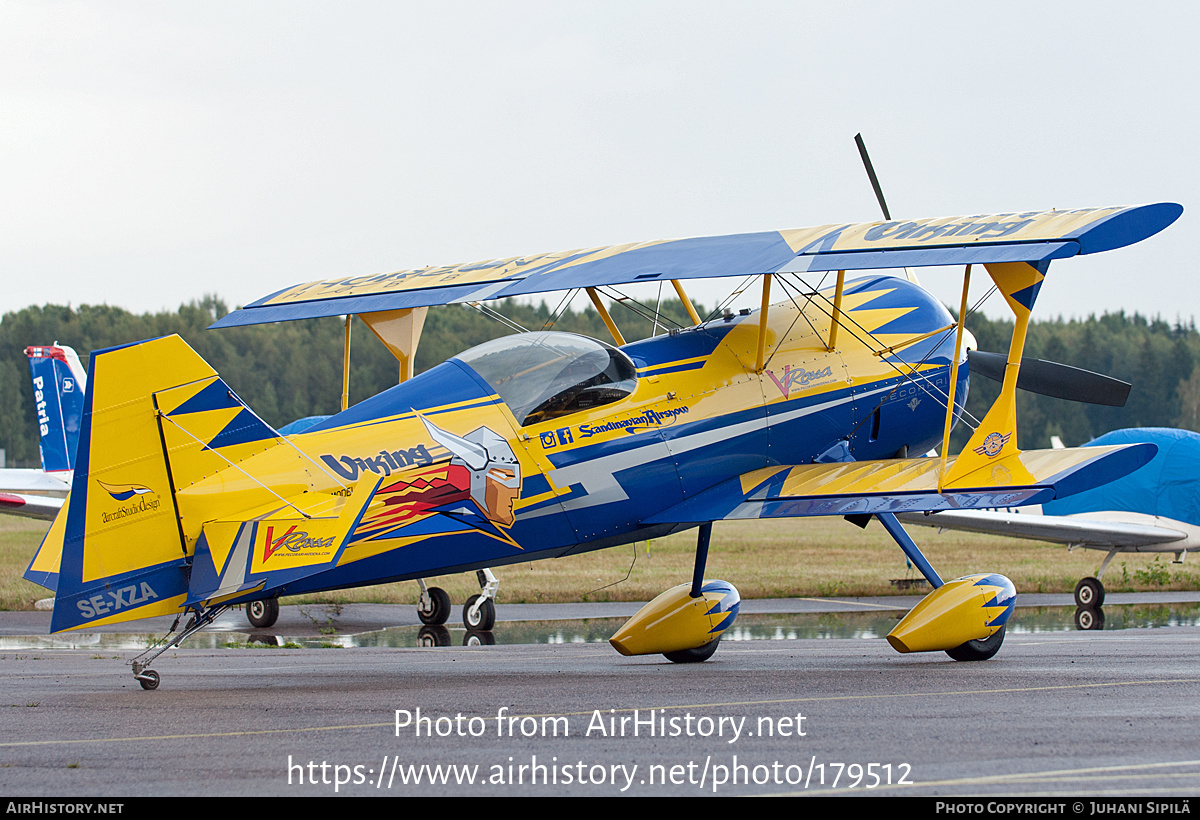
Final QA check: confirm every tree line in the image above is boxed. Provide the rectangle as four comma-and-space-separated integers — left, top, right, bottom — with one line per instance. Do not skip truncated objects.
0, 296, 1195, 466
0, 295, 699, 467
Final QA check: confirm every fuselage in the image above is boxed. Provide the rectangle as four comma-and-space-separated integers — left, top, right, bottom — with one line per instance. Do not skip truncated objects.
180, 274, 968, 599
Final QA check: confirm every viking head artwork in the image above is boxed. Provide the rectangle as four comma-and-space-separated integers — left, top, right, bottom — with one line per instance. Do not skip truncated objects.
419, 415, 522, 527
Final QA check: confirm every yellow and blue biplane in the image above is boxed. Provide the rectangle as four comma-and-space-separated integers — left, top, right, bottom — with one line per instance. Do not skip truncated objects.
24, 202, 1182, 689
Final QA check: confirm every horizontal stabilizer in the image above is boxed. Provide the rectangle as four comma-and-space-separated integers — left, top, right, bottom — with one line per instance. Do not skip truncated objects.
645, 444, 1156, 524
187, 473, 383, 607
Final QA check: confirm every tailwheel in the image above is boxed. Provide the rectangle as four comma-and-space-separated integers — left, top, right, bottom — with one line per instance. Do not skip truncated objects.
463, 594, 496, 631
664, 638, 721, 664
1074, 576, 1105, 608
945, 625, 1005, 662
246, 598, 280, 628
137, 669, 160, 690
417, 586, 451, 625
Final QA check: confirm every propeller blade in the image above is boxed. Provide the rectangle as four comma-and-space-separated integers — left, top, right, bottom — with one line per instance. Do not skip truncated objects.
854, 133, 892, 221
855, 133, 918, 284
966, 350, 1132, 407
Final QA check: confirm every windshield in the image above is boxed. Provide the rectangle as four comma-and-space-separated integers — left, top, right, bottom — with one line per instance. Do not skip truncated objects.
456, 332, 638, 426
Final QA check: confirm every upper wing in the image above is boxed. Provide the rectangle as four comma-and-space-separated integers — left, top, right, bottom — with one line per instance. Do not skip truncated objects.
644, 444, 1156, 525
211, 204, 1181, 328
896, 509, 1187, 549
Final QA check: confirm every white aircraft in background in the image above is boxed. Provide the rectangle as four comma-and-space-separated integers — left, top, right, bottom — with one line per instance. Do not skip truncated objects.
901, 427, 1199, 608
0, 345, 86, 520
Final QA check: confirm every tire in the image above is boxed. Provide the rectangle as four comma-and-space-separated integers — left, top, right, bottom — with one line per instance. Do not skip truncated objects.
463, 594, 496, 631
138, 669, 160, 690
945, 625, 1006, 662
246, 598, 280, 629
1074, 576, 1105, 608
1074, 606, 1105, 631
417, 625, 451, 647
417, 587, 451, 625
664, 638, 721, 664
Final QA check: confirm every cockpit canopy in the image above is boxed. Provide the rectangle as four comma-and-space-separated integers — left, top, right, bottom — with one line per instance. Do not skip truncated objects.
456, 331, 638, 426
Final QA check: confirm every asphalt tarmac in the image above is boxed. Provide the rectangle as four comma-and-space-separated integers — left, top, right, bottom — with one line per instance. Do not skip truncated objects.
3, 593, 1200, 797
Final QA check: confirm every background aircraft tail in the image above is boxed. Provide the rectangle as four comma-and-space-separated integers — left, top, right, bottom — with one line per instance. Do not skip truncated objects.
25, 345, 87, 475
48, 335, 287, 632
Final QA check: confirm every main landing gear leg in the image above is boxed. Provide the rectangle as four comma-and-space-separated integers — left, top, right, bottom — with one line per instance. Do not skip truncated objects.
876, 512, 944, 590
1074, 549, 1118, 608
130, 604, 229, 690
664, 522, 722, 664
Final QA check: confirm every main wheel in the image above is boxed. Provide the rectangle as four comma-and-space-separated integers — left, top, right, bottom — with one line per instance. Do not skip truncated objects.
1074, 576, 1105, 608
945, 625, 1005, 662
138, 669, 160, 690
463, 594, 496, 630
246, 598, 280, 628
664, 638, 721, 664
417, 587, 451, 625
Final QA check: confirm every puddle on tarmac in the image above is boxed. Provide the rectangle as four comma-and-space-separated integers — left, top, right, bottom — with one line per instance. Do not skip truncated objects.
4, 601, 1199, 651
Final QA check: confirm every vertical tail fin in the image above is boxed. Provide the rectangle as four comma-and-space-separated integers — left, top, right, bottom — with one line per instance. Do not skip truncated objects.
25, 345, 87, 474
49, 335, 285, 632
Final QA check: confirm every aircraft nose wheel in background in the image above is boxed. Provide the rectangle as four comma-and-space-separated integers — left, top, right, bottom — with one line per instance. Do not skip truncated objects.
464, 630, 496, 647
463, 594, 496, 630
246, 598, 280, 628
1074, 577, 1105, 608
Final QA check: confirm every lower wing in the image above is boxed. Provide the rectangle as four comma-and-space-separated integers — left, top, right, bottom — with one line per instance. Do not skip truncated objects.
645, 444, 1156, 524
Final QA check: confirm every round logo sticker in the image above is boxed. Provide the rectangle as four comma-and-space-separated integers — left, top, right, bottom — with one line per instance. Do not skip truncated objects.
982, 432, 1005, 457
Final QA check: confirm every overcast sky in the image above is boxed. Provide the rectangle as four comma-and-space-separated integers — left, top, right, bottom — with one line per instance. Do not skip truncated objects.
2, 1, 1195, 326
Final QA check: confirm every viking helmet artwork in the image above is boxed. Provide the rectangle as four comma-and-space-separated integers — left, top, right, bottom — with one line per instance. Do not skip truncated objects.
419, 415, 522, 526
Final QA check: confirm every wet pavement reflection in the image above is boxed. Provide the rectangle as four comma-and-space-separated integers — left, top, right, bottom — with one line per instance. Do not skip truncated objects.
5, 600, 1199, 652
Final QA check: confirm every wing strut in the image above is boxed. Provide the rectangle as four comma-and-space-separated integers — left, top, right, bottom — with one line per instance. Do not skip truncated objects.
826, 270, 846, 352
939, 265, 972, 490
671, 279, 702, 326
586, 287, 627, 346
755, 274, 773, 372
943, 261, 1046, 487
359, 307, 428, 383
341, 315, 352, 411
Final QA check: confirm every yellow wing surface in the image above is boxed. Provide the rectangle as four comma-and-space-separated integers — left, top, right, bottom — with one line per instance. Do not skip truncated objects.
645, 444, 1157, 524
